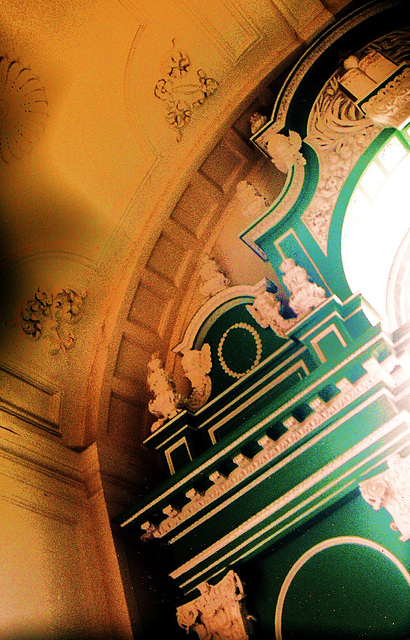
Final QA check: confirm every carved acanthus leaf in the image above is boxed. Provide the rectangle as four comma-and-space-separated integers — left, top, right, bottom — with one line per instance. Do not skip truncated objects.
176, 571, 251, 640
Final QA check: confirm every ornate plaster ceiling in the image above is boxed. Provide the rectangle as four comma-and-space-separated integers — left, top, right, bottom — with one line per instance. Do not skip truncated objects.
0, 0, 354, 501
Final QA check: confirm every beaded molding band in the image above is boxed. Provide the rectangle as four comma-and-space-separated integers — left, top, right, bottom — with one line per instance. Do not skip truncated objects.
217, 322, 262, 379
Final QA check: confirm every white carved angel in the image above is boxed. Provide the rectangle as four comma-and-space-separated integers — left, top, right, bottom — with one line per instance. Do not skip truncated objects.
181, 343, 212, 411
199, 255, 230, 298
246, 290, 295, 339
266, 130, 306, 173
147, 353, 180, 431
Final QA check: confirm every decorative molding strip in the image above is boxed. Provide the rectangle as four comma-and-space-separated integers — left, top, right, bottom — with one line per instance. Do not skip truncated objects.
171, 411, 410, 587
0, 360, 61, 434
140, 360, 385, 541
154, 40, 218, 141
0, 56, 48, 163
21, 288, 86, 354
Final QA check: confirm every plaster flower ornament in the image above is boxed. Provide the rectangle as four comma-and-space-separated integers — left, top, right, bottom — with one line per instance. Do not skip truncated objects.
249, 112, 268, 135
265, 130, 306, 173
154, 40, 218, 141
21, 288, 86, 355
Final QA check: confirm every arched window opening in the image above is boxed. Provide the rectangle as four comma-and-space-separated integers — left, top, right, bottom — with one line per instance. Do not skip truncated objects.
341, 124, 410, 329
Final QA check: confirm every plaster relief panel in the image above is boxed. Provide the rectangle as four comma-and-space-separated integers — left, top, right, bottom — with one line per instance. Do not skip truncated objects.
171, 175, 223, 237
114, 335, 152, 386
200, 134, 251, 193
107, 392, 148, 446
0, 57, 48, 163
128, 282, 171, 337
154, 40, 218, 141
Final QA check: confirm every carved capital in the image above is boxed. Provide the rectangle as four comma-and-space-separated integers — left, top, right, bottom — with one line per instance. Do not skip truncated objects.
359, 453, 410, 541
176, 571, 252, 640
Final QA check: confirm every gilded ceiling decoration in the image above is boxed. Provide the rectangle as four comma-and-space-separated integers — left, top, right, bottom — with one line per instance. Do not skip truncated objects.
0, 57, 48, 163
154, 39, 218, 141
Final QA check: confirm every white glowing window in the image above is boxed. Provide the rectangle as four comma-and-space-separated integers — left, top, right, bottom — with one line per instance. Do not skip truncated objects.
378, 136, 407, 172
342, 130, 410, 326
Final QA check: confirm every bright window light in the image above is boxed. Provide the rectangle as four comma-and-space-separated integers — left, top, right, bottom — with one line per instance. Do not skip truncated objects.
342, 131, 410, 327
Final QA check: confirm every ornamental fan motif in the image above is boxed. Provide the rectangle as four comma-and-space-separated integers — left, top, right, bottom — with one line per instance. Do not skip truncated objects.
0, 57, 48, 163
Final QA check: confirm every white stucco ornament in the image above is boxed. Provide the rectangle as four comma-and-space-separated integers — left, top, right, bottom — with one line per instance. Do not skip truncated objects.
235, 180, 269, 218
177, 571, 251, 640
198, 255, 230, 298
249, 111, 268, 135
181, 343, 212, 411
147, 353, 180, 431
265, 130, 306, 173
359, 452, 410, 541
246, 291, 294, 339
281, 258, 326, 316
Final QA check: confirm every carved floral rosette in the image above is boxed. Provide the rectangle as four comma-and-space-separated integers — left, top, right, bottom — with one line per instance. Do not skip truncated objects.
154, 40, 218, 141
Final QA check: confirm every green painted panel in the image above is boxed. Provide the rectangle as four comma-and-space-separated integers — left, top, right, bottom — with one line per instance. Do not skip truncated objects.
198, 302, 286, 399
240, 493, 410, 640
281, 543, 410, 639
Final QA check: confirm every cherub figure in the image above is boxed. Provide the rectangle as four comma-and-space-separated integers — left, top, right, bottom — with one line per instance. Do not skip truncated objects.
266, 130, 306, 173
181, 344, 212, 411
147, 353, 180, 431
246, 290, 295, 338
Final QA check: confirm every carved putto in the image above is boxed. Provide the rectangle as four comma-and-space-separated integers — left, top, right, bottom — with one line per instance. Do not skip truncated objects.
281, 258, 326, 316
180, 344, 212, 412
359, 452, 410, 541
246, 291, 294, 339
246, 262, 326, 338
235, 180, 270, 218
199, 255, 230, 298
21, 288, 86, 354
147, 353, 181, 432
177, 571, 252, 640
265, 130, 306, 173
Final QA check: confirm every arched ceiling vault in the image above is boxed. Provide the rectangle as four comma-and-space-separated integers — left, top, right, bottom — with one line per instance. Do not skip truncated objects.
0, 0, 356, 502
